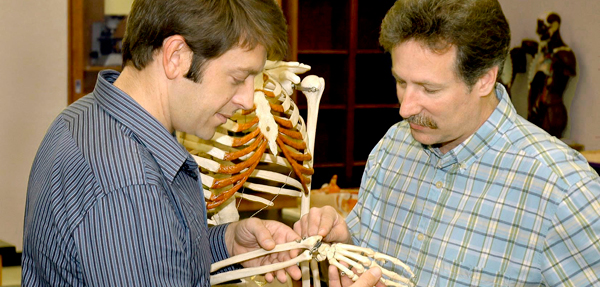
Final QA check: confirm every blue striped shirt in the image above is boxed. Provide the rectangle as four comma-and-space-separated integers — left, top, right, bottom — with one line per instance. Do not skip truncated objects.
23, 70, 231, 286
346, 84, 600, 287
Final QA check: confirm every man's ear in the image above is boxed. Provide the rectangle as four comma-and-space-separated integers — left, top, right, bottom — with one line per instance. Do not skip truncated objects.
475, 66, 499, 97
162, 35, 192, 80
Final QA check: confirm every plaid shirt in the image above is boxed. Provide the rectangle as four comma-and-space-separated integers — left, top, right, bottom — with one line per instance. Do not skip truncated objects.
346, 84, 600, 287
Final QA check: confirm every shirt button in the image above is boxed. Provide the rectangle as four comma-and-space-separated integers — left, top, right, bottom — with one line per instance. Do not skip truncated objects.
435, 181, 443, 188
417, 233, 425, 241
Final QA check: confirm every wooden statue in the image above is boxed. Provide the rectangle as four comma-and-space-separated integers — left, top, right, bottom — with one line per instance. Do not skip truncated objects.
527, 12, 577, 137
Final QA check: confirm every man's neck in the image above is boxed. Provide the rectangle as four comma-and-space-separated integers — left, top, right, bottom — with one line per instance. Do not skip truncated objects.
113, 64, 172, 133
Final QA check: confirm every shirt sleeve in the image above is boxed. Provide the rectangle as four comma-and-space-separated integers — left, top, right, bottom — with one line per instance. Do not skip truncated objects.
208, 223, 232, 264
346, 134, 386, 246
542, 176, 600, 286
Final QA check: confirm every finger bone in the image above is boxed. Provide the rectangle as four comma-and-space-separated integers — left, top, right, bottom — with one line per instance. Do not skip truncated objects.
333, 253, 365, 273
328, 258, 359, 282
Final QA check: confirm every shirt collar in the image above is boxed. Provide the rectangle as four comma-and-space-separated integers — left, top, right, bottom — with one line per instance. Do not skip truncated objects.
429, 84, 517, 169
93, 70, 191, 183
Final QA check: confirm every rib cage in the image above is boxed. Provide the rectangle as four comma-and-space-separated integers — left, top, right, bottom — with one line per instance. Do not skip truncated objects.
177, 61, 324, 225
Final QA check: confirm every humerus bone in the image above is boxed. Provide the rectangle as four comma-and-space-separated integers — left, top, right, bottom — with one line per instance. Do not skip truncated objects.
210, 236, 415, 287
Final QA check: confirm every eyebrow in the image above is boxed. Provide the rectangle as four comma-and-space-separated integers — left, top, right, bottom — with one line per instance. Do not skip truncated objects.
232, 67, 262, 77
391, 69, 443, 87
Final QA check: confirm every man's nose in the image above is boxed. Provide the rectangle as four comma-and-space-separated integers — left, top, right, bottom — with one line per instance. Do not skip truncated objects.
234, 78, 255, 110
398, 86, 419, 119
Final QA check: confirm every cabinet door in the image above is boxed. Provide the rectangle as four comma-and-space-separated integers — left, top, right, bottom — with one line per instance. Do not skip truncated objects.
286, 0, 398, 187
69, 0, 124, 104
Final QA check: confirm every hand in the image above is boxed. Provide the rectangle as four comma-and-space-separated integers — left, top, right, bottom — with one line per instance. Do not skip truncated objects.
293, 206, 351, 244
225, 218, 302, 283
329, 266, 385, 287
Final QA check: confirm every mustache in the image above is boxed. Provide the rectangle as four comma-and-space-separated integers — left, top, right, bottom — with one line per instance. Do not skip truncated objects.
405, 114, 438, 129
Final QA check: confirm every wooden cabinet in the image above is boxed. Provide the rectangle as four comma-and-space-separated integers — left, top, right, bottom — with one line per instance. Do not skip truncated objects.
69, 0, 124, 104
282, 0, 400, 188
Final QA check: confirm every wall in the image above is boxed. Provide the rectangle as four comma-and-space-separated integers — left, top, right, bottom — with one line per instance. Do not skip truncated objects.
0, 0, 598, 253
0, 0, 68, 251
499, 0, 600, 150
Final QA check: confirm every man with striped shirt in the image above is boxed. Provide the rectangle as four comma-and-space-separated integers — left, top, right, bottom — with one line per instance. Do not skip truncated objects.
300, 0, 600, 286
22, 1, 382, 286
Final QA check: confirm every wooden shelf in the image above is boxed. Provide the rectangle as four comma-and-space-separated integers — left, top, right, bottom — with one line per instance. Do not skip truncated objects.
314, 162, 345, 168
285, 0, 399, 187
353, 161, 367, 167
357, 49, 385, 54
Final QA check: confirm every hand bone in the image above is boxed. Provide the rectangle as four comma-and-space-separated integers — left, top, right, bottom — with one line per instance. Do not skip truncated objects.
209, 236, 414, 287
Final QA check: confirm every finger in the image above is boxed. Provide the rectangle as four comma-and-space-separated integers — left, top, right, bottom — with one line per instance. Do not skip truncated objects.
293, 220, 301, 235
275, 269, 288, 283
247, 219, 276, 250
285, 263, 302, 281
264, 220, 302, 258
351, 267, 382, 287
293, 213, 309, 238
274, 248, 302, 280
315, 206, 337, 238
329, 264, 343, 287
263, 220, 299, 244
340, 262, 355, 287
264, 272, 274, 283
306, 207, 324, 237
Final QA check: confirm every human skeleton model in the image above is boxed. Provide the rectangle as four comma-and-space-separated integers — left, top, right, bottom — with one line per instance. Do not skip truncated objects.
177, 60, 323, 225
527, 12, 576, 137
178, 61, 414, 286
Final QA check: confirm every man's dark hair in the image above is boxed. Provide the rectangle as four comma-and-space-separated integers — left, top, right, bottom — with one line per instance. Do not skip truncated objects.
121, 0, 288, 82
380, 0, 510, 88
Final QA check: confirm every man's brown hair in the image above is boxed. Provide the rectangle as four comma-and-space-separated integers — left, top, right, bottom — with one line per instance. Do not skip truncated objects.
121, 0, 288, 82
380, 0, 510, 88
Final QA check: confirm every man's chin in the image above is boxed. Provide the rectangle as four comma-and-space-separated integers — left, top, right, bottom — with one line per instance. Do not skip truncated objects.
194, 129, 217, 141
410, 130, 438, 146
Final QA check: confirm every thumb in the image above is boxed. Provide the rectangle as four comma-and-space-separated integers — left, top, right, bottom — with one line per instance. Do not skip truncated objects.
351, 267, 382, 287
250, 220, 276, 250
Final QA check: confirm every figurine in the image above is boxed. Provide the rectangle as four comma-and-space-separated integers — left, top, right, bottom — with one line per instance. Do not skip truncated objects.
527, 12, 577, 137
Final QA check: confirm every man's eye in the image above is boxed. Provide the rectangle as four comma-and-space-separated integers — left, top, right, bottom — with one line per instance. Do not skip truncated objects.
233, 78, 245, 85
424, 87, 439, 94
